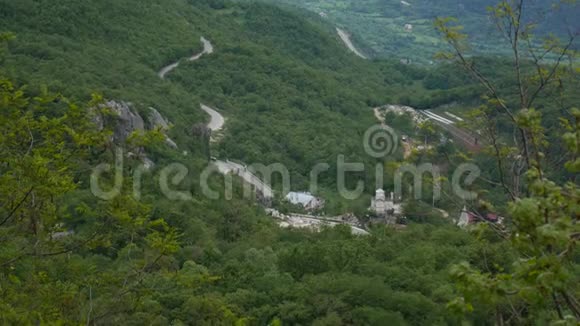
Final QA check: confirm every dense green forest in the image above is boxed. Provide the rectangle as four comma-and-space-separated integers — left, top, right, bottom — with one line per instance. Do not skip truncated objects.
0, 0, 578, 324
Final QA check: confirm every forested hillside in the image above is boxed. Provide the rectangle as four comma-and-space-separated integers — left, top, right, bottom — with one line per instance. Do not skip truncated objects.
268, 0, 580, 63
0, 0, 473, 324
0, 0, 578, 324
0, 0, 425, 187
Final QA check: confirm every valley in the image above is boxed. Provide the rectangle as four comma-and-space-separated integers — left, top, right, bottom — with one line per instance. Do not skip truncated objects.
164, 41, 370, 233
0, 0, 578, 324
269, 0, 579, 63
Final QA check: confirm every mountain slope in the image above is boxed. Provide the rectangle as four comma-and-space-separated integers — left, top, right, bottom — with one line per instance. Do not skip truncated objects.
1, 0, 578, 324
0, 1, 488, 324
268, 0, 580, 63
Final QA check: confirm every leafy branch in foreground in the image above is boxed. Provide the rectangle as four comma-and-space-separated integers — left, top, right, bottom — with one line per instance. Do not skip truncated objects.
436, 0, 579, 323
0, 75, 188, 323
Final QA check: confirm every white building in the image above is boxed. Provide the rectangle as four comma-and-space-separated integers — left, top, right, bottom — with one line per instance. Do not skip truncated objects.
371, 189, 402, 224
373, 189, 387, 215
457, 206, 473, 228
404, 24, 413, 32
285, 192, 325, 211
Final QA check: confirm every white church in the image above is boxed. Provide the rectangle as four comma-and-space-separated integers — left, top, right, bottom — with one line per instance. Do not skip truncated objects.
370, 189, 402, 224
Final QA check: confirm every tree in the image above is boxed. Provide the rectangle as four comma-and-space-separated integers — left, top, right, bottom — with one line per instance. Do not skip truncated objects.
0, 78, 106, 266
436, 0, 577, 199
436, 0, 580, 323
0, 75, 183, 323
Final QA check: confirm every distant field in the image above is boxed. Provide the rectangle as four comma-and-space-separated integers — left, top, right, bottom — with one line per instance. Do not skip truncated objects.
267, 0, 579, 64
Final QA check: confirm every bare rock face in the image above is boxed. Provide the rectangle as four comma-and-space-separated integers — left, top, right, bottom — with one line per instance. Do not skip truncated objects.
91, 109, 105, 132
93, 101, 181, 170
148, 107, 170, 131
148, 107, 178, 149
100, 101, 152, 168
164, 137, 178, 149
103, 102, 178, 149
106, 101, 145, 144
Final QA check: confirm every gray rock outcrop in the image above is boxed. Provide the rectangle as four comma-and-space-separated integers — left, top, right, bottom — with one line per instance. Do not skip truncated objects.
93, 101, 179, 170
148, 107, 178, 149
106, 100, 145, 144
148, 107, 170, 131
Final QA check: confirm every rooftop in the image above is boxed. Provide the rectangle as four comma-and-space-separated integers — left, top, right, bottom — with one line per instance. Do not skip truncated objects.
286, 192, 316, 206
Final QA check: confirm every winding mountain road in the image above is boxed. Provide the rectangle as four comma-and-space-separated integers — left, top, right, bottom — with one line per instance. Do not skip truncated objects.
200, 104, 224, 132
157, 34, 367, 234
156, 37, 272, 199
336, 28, 367, 59
158, 36, 214, 79
198, 105, 274, 199
214, 160, 274, 199
280, 215, 369, 235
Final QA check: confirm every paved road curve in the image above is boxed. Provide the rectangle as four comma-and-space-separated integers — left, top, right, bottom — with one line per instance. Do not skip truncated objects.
198, 105, 274, 199
159, 35, 365, 233
200, 104, 224, 132
158, 37, 213, 79
213, 160, 274, 199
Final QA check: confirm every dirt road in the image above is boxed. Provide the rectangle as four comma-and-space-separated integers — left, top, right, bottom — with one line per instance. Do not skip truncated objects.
336, 28, 367, 59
